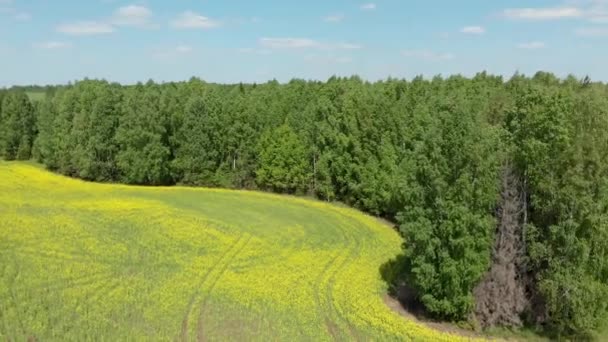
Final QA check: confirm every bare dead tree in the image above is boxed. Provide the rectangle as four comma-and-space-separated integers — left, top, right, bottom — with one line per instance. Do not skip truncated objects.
473, 163, 529, 328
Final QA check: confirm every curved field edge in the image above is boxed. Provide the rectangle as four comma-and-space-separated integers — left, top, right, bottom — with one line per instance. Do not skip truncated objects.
0, 162, 481, 341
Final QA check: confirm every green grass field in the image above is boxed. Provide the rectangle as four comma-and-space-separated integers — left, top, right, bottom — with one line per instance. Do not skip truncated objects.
0, 162, 472, 341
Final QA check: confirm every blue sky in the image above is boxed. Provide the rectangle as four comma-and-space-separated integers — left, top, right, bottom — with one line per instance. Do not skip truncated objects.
1, 0, 608, 86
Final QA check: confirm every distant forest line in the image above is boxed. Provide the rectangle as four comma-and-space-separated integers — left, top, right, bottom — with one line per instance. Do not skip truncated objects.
1, 72, 608, 339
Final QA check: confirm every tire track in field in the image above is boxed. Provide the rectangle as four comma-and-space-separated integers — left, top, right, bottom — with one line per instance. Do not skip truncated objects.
6, 257, 26, 339
314, 249, 346, 339
328, 210, 387, 340
179, 233, 247, 342
0, 261, 12, 339
196, 234, 252, 342
52, 275, 126, 338
1, 232, 91, 252
312, 235, 353, 339
324, 213, 365, 341
26, 272, 113, 294
226, 228, 308, 339
312, 209, 364, 341
12, 247, 112, 268
229, 225, 303, 273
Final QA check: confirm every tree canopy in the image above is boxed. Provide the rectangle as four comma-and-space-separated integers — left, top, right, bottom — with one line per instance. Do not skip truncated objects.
2, 72, 608, 338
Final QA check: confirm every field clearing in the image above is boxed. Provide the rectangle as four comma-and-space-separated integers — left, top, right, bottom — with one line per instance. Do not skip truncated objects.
0, 162, 473, 341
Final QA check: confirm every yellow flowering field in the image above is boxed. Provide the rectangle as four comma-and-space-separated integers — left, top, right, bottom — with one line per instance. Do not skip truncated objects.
0, 162, 477, 341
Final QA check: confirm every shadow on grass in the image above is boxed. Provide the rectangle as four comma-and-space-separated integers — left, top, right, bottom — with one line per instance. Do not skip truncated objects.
379, 253, 429, 319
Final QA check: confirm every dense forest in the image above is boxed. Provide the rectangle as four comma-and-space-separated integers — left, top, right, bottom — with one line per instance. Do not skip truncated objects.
1, 72, 607, 339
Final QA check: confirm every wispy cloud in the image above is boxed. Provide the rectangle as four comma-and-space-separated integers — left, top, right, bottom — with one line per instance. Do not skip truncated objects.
360, 3, 376, 10
575, 27, 608, 36
323, 14, 344, 22
503, 7, 583, 20
33, 41, 72, 49
260, 38, 320, 49
152, 45, 196, 59
14, 12, 31, 21
111, 5, 153, 28
517, 41, 546, 49
589, 16, 608, 22
56, 4, 154, 35
175, 45, 193, 53
503, 2, 608, 23
57, 21, 115, 35
336, 43, 363, 49
460, 26, 485, 34
171, 11, 220, 29
259, 38, 363, 51
237, 48, 272, 55
401, 50, 454, 61
578, 0, 608, 22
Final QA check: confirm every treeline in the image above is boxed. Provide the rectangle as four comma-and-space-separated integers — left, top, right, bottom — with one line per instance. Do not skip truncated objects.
1, 73, 607, 339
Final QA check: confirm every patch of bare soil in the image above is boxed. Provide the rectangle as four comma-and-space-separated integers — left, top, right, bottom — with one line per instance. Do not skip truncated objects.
383, 294, 489, 340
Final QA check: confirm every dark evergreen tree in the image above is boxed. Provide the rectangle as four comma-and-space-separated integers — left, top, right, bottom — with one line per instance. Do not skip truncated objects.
0, 92, 35, 160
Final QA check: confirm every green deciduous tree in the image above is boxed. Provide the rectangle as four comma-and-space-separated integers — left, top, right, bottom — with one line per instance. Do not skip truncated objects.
116, 82, 171, 185
256, 124, 311, 194
172, 92, 224, 186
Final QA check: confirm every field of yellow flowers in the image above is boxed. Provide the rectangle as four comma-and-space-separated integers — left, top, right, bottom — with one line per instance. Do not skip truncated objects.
0, 162, 475, 341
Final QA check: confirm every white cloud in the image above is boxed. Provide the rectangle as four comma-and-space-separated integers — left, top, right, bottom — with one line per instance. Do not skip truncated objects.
575, 27, 608, 36
323, 14, 344, 22
460, 26, 485, 34
503, 7, 583, 20
517, 41, 546, 49
401, 50, 454, 61
360, 3, 376, 10
14, 12, 31, 21
57, 21, 115, 35
260, 38, 321, 49
237, 48, 272, 55
111, 5, 153, 28
55, 5, 154, 36
175, 45, 193, 53
34, 41, 72, 49
171, 11, 220, 29
503, 1, 608, 23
